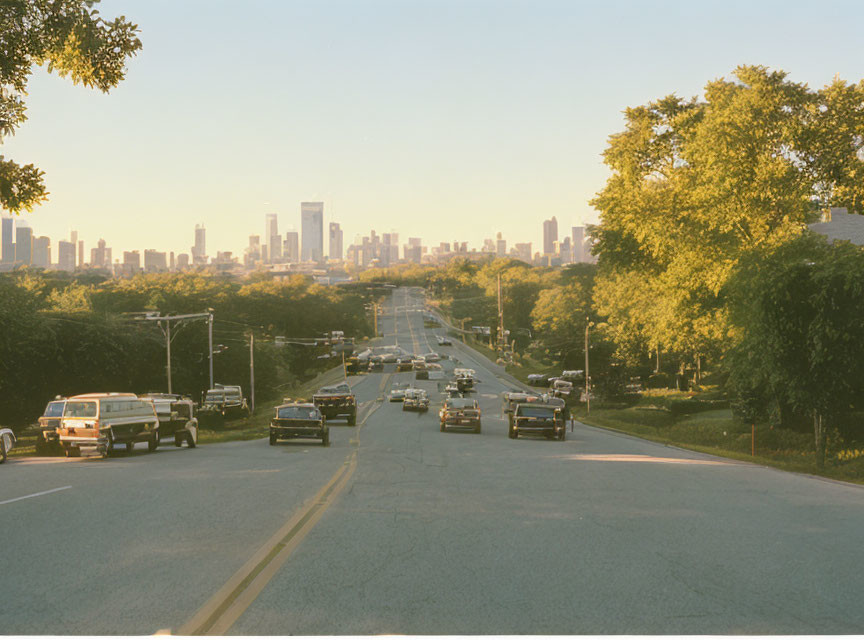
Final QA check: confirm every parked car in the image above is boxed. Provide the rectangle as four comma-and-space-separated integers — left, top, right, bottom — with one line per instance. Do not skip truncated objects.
436, 335, 452, 346
140, 394, 198, 448
402, 388, 429, 412
527, 374, 550, 387
35, 396, 66, 455
199, 385, 250, 421
439, 397, 481, 433
313, 382, 357, 425
552, 379, 574, 398
270, 403, 328, 446
509, 402, 566, 440
396, 356, 414, 372
0, 428, 16, 463
389, 382, 411, 402
56, 393, 160, 457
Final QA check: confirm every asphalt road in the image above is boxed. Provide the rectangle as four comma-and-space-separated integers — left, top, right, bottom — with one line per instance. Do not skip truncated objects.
2, 287, 863, 634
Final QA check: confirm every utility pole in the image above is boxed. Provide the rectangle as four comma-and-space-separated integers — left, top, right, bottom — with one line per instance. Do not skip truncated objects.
342, 350, 347, 380
373, 303, 378, 337
144, 312, 212, 395
585, 318, 591, 416
208, 311, 214, 389
497, 273, 505, 352
249, 333, 255, 414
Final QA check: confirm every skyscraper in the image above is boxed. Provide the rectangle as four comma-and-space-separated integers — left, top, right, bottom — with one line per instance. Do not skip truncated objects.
284, 231, 299, 262
571, 226, 585, 263
515, 242, 532, 263
15, 224, 32, 265
32, 236, 50, 268
329, 222, 343, 261
496, 232, 507, 256
264, 213, 280, 262
543, 216, 558, 255
69, 230, 78, 268
192, 224, 207, 264
2, 217, 14, 264
301, 202, 324, 262
58, 241, 75, 272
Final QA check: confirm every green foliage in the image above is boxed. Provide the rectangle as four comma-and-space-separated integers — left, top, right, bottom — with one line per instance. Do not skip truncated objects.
1, 0, 141, 213
0, 271, 371, 429
591, 66, 864, 373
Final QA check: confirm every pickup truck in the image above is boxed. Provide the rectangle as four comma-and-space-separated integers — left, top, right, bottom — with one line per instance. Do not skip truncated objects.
313, 382, 357, 425
270, 403, 329, 446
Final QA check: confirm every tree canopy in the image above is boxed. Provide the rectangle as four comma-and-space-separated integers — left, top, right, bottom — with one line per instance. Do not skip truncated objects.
0, 0, 141, 213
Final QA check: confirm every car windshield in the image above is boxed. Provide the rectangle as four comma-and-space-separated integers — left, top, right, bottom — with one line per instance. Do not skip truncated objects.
206, 392, 225, 402
43, 401, 64, 417
518, 406, 556, 418
64, 401, 97, 418
278, 407, 320, 419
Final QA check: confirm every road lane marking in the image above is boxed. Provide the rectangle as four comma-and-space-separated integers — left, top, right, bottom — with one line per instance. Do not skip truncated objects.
0, 485, 72, 505
177, 389, 384, 635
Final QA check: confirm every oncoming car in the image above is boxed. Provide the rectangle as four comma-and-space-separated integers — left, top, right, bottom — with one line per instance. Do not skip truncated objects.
389, 382, 411, 402
402, 388, 429, 412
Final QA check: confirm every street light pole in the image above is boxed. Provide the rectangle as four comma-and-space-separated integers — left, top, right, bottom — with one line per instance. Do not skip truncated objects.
208, 311, 214, 389
585, 318, 591, 416
165, 320, 172, 394
249, 333, 255, 414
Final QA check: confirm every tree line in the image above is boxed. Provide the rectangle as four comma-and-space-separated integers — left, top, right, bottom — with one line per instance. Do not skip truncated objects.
0, 270, 373, 428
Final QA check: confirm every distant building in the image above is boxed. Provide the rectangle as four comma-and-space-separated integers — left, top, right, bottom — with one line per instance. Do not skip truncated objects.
90, 238, 110, 268
559, 236, 572, 263
144, 250, 167, 271
514, 242, 532, 264
192, 224, 207, 265
245, 235, 261, 267
32, 236, 50, 268
543, 216, 558, 255
809, 207, 864, 246
176, 253, 190, 269
496, 232, 506, 257
571, 226, 585, 263
1, 217, 13, 264
123, 250, 141, 271
78, 240, 84, 268
58, 241, 76, 272
15, 225, 32, 265
284, 231, 299, 262
329, 222, 343, 261
301, 202, 324, 262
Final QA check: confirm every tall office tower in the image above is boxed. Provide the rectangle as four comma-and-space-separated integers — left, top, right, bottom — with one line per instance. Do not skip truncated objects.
284, 231, 299, 262
90, 238, 108, 267
300, 202, 324, 262
1, 216, 13, 263
328, 222, 343, 261
170, 252, 175, 270
123, 251, 141, 271
559, 236, 572, 263
192, 224, 207, 264
496, 232, 507, 256
543, 216, 558, 255
404, 241, 422, 263
408, 237, 421, 248
69, 231, 78, 267
265, 213, 278, 241
15, 224, 32, 265
482, 238, 495, 253
515, 242, 532, 263
176, 253, 190, 269
78, 240, 84, 267
571, 226, 585, 263
245, 235, 261, 267
58, 241, 75, 271
32, 236, 50, 268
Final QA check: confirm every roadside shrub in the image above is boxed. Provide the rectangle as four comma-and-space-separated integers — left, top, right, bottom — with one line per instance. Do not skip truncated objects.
664, 397, 730, 417
646, 372, 672, 389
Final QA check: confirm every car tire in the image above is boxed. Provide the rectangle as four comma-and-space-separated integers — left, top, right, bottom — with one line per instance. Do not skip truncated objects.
175, 435, 183, 448
440, 422, 446, 432
148, 431, 159, 453
102, 433, 114, 458
474, 422, 481, 434
347, 414, 356, 426
269, 432, 277, 446
35, 438, 47, 456
322, 430, 330, 447
0, 436, 6, 463
65, 446, 81, 458
187, 429, 197, 448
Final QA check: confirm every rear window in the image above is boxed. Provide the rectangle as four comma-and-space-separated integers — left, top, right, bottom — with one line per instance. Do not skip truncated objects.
206, 392, 225, 402
278, 407, 320, 420
43, 401, 65, 417
446, 399, 477, 409
517, 406, 556, 418
64, 401, 97, 418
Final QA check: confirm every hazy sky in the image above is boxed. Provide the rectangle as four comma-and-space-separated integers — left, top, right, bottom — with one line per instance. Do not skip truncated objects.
4, 0, 864, 257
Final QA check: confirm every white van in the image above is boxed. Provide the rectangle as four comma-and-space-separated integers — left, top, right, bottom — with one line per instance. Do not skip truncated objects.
57, 393, 159, 458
